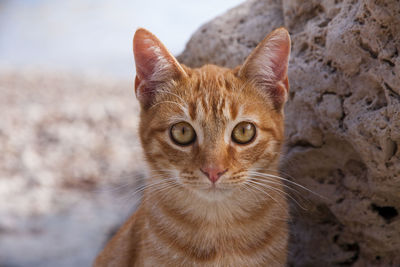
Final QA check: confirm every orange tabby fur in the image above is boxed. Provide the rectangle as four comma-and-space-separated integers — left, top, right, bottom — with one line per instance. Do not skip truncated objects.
94, 27, 291, 267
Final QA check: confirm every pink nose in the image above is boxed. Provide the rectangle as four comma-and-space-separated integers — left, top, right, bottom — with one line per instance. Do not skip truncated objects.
200, 167, 228, 183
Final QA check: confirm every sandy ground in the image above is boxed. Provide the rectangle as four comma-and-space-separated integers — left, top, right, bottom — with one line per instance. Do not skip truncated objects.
0, 70, 145, 266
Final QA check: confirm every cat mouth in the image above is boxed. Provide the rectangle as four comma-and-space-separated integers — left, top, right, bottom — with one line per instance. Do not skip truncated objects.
182, 177, 239, 193
203, 183, 235, 193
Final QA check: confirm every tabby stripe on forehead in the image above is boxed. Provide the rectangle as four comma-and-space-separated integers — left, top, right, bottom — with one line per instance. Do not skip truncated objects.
194, 78, 201, 92
216, 74, 224, 87
229, 102, 238, 120
211, 95, 219, 114
224, 77, 232, 91
218, 97, 226, 116
188, 101, 197, 120
201, 97, 208, 115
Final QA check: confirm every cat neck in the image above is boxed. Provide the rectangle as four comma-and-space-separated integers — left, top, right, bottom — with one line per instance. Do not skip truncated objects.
142, 177, 285, 225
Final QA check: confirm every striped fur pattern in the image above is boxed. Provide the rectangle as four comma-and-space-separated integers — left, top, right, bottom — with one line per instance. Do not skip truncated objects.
95, 28, 291, 267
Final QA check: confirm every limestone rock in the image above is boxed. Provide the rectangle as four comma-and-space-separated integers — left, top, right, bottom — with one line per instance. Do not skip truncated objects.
179, 0, 400, 265
177, 0, 284, 68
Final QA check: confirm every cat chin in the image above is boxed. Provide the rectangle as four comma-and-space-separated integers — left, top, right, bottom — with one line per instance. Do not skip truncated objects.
188, 184, 237, 200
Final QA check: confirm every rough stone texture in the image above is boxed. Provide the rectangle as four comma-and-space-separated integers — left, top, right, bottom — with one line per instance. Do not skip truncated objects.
0, 71, 143, 266
178, 0, 284, 68
179, 0, 400, 266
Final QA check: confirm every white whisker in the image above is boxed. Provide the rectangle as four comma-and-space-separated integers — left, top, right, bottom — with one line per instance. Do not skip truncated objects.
247, 179, 307, 210
243, 182, 284, 209
149, 100, 186, 112
248, 170, 325, 199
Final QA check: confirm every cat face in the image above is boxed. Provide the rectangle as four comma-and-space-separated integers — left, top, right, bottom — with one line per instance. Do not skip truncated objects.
133, 28, 290, 197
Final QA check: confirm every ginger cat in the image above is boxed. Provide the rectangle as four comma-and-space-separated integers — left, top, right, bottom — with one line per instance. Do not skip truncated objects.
94, 27, 291, 267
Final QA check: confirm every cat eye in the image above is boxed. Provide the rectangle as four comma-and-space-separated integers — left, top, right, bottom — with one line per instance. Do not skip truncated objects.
232, 122, 256, 144
170, 122, 196, 146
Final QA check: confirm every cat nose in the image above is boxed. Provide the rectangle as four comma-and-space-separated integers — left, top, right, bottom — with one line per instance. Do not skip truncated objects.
200, 167, 228, 183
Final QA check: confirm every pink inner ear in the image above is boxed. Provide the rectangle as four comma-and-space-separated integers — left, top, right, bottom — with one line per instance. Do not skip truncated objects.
134, 35, 166, 82
268, 41, 290, 83
132, 29, 186, 108
239, 28, 291, 109
246, 29, 290, 83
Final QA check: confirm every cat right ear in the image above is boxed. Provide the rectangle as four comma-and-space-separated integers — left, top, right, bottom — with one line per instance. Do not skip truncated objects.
239, 27, 291, 110
133, 28, 186, 108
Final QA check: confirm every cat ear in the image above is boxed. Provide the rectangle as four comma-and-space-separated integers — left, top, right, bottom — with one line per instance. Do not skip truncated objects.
133, 28, 186, 108
239, 27, 291, 110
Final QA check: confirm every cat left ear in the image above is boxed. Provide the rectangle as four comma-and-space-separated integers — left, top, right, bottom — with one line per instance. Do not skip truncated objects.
133, 28, 187, 108
239, 27, 291, 110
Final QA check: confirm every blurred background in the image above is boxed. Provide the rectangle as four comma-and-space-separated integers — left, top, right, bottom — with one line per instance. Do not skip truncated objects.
0, 0, 244, 78
0, 0, 243, 266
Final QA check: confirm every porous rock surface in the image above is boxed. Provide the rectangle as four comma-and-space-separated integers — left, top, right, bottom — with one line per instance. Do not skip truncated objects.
179, 0, 400, 265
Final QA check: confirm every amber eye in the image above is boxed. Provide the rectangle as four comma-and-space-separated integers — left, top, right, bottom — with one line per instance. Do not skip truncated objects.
170, 122, 196, 146
232, 122, 256, 144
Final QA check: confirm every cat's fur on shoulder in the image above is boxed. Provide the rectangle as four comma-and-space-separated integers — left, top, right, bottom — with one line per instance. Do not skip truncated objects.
94, 27, 291, 267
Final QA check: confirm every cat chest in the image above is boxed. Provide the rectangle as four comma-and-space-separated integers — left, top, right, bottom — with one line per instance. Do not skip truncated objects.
142, 211, 285, 266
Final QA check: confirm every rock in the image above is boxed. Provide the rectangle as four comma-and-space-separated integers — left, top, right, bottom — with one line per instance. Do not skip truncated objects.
177, 0, 284, 68
179, 0, 400, 265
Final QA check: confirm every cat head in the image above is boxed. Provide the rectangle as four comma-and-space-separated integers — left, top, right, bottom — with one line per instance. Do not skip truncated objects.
133, 28, 290, 198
